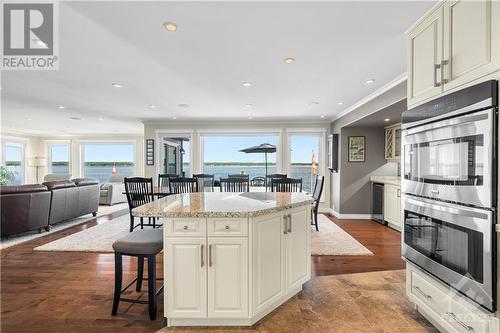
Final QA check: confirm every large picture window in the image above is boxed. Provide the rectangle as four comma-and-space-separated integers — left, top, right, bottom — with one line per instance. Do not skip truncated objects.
48, 144, 70, 174
81, 143, 135, 183
2, 143, 25, 185
202, 135, 278, 181
288, 134, 323, 193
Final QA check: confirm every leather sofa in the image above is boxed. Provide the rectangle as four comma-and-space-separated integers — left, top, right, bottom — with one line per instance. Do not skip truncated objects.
0, 184, 51, 237
43, 178, 100, 225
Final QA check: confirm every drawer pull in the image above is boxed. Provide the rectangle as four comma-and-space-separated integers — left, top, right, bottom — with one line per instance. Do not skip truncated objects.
445, 312, 474, 331
225, 225, 230, 230
183, 225, 188, 230
209, 244, 213, 267
200, 244, 204, 267
413, 286, 432, 299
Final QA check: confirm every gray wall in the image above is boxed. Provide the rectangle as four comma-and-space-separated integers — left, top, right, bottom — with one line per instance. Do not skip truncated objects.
339, 127, 398, 214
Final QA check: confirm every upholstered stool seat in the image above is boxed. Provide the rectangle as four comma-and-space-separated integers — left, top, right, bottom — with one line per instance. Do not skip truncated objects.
112, 229, 163, 255
111, 229, 163, 320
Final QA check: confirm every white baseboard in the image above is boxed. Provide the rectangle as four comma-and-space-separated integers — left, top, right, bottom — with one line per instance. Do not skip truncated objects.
318, 207, 335, 215
331, 210, 373, 220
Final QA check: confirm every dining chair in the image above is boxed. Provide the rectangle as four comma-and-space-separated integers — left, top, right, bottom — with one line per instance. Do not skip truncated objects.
270, 178, 303, 192
158, 174, 178, 196
265, 173, 287, 191
124, 177, 159, 232
228, 174, 250, 181
193, 174, 215, 192
168, 177, 198, 194
219, 178, 250, 192
311, 175, 324, 231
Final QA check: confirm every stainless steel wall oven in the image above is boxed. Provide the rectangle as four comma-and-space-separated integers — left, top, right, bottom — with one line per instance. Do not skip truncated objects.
401, 80, 498, 312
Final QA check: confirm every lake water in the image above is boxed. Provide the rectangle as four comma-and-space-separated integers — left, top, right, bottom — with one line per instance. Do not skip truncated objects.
52, 164, 318, 192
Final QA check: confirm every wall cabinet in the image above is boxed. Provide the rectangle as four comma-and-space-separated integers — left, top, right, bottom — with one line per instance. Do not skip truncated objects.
165, 206, 311, 326
407, 0, 500, 107
384, 184, 401, 228
384, 124, 401, 161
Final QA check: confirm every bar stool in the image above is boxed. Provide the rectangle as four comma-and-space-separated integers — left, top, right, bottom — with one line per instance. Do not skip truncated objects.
111, 229, 163, 320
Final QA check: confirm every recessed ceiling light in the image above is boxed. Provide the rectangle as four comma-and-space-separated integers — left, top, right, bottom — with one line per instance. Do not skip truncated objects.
172, 116, 177, 120
177, 103, 189, 108
26, 117, 32, 121
284, 57, 295, 64
148, 104, 157, 109
320, 115, 325, 119
111, 83, 123, 88
245, 103, 253, 108
337, 102, 344, 106
56, 105, 65, 109
248, 116, 253, 120
310, 101, 319, 106
365, 78, 375, 84
70, 117, 82, 120
164, 22, 178, 32
384, 118, 391, 122
242, 82, 252, 87
98, 117, 104, 121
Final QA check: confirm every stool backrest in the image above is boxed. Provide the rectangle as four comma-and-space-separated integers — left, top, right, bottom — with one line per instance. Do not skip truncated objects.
169, 177, 197, 194
265, 173, 287, 191
124, 177, 154, 210
270, 178, 302, 192
158, 174, 178, 193
220, 178, 250, 192
193, 174, 215, 192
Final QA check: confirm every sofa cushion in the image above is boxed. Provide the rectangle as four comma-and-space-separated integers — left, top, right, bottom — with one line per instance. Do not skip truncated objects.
0, 184, 48, 195
43, 173, 72, 182
108, 175, 125, 183
72, 178, 99, 186
43, 180, 76, 190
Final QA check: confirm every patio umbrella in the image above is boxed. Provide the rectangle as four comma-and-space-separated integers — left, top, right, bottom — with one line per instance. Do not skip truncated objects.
239, 143, 276, 180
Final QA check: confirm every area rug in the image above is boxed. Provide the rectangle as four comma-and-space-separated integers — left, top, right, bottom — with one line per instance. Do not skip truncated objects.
1, 203, 128, 250
311, 215, 373, 256
34, 214, 158, 253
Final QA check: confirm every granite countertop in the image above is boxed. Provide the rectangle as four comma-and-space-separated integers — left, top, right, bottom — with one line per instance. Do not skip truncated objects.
132, 192, 315, 218
370, 175, 401, 187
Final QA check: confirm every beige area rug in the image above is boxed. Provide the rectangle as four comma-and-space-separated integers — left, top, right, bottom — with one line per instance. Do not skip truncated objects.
33, 214, 151, 253
311, 214, 373, 256
0, 203, 128, 250
155, 270, 437, 333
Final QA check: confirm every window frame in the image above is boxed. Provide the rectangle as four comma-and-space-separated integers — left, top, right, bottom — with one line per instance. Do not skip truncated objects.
79, 141, 137, 178
46, 140, 71, 174
1, 140, 26, 185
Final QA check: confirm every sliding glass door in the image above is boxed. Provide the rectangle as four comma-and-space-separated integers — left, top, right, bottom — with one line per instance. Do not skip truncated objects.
288, 133, 324, 193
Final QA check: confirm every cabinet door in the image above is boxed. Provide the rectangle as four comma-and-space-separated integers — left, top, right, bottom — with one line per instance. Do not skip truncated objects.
384, 185, 400, 226
165, 238, 207, 318
443, 0, 500, 91
207, 237, 248, 318
285, 209, 310, 291
252, 213, 285, 315
407, 7, 444, 106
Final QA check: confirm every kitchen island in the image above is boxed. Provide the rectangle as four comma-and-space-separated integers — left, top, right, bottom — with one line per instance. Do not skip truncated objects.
133, 191, 314, 327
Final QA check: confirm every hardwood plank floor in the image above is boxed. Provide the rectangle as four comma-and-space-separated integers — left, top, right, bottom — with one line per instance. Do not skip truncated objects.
1, 212, 404, 333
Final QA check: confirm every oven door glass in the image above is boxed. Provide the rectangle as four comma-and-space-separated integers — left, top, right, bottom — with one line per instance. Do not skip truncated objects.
404, 210, 484, 282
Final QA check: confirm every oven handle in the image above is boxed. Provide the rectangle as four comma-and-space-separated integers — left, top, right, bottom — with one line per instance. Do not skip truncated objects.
404, 196, 489, 221
405, 110, 489, 136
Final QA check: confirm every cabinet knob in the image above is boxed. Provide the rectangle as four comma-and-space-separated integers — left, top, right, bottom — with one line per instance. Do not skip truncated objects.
183, 225, 188, 230
225, 225, 230, 230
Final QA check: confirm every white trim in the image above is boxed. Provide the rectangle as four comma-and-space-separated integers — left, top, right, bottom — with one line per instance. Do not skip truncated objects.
155, 129, 195, 135
332, 210, 373, 220
330, 73, 408, 123
319, 207, 334, 215
284, 127, 326, 133
198, 128, 283, 135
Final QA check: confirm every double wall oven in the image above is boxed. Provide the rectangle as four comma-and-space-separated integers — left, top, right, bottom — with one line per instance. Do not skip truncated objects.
401, 80, 498, 312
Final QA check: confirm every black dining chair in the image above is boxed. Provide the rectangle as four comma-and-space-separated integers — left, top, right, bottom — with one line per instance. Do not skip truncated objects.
265, 173, 287, 191
193, 174, 215, 192
311, 175, 324, 231
228, 174, 250, 181
169, 177, 197, 194
220, 178, 250, 192
124, 177, 160, 232
158, 174, 178, 196
270, 178, 303, 192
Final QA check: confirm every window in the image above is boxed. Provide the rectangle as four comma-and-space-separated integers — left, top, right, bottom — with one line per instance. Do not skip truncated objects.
288, 134, 323, 193
48, 144, 70, 174
202, 135, 278, 181
3, 143, 25, 185
160, 136, 191, 177
81, 143, 135, 183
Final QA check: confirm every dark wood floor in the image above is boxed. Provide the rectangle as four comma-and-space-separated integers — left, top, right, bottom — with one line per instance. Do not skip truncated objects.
1, 212, 403, 333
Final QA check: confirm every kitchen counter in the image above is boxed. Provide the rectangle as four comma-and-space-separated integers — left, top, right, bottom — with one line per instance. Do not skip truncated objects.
132, 192, 314, 218
370, 175, 401, 187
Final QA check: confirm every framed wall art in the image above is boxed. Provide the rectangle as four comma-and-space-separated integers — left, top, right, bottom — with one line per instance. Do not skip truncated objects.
348, 136, 365, 162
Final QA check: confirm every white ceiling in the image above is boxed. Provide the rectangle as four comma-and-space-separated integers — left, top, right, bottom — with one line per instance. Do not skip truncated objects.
1, 1, 435, 135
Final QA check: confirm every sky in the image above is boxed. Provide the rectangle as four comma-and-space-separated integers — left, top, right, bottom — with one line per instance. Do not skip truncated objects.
6, 136, 319, 164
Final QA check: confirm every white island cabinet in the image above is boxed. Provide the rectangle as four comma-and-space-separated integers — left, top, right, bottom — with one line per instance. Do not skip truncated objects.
133, 192, 314, 327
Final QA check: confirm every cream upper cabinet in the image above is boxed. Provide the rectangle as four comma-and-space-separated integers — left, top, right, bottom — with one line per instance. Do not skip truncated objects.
384, 124, 401, 162
407, 7, 444, 106
442, 0, 499, 91
407, 0, 500, 107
